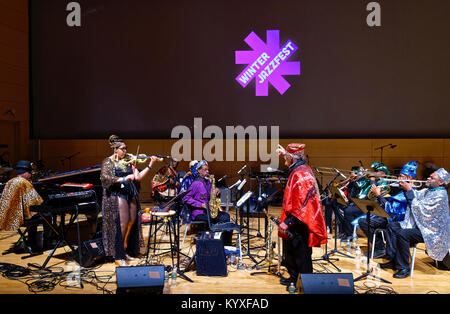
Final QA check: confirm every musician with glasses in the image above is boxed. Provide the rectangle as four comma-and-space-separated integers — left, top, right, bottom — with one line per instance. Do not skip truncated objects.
100, 135, 160, 266
380, 168, 450, 278
358, 161, 417, 258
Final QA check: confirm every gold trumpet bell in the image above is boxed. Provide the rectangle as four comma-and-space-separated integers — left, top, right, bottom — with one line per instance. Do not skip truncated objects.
367, 185, 391, 201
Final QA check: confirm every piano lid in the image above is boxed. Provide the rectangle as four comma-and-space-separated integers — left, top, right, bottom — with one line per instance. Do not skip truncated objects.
38, 164, 101, 182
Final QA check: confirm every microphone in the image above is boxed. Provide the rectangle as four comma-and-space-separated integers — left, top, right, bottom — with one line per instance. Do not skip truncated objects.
237, 179, 247, 191
228, 179, 242, 189
218, 175, 227, 183
333, 168, 347, 179
390, 144, 397, 149
156, 154, 172, 159
237, 164, 247, 174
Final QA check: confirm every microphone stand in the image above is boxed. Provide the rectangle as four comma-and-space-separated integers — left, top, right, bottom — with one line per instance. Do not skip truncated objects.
375, 144, 396, 163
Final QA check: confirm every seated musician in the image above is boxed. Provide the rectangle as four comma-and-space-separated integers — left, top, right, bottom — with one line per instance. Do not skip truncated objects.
324, 166, 362, 238
358, 161, 417, 258
182, 160, 230, 224
341, 162, 390, 242
0, 160, 51, 251
151, 158, 180, 202
380, 168, 450, 278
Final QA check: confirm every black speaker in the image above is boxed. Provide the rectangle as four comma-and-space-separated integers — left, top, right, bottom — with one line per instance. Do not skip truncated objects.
297, 273, 354, 294
195, 236, 227, 276
74, 237, 105, 267
116, 265, 165, 295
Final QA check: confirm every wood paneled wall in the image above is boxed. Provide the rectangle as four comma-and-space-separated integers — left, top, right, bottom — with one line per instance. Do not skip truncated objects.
37, 138, 450, 202
0, 0, 32, 164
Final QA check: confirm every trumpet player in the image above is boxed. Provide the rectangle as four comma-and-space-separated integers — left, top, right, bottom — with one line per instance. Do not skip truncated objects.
341, 162, 390, 242
381, 167, 450, 278
358, 161, 418, 258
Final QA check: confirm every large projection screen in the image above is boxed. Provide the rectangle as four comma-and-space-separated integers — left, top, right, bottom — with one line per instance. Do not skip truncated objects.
30, 0, 450, 139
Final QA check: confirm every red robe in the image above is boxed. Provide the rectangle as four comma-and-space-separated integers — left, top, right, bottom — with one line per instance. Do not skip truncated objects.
281, 164, 327, 247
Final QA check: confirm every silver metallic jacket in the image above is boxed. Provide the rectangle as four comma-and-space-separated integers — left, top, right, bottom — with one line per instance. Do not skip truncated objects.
401, 187, 450, 261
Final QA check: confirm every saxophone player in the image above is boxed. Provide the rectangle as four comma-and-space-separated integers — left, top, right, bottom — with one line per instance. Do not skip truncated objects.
183, 160, 230, 224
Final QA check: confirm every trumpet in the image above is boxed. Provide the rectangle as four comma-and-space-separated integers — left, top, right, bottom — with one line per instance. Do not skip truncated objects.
379, 178, 428, 188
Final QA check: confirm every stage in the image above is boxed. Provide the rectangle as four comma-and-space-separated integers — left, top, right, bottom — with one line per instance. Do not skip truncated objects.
0, 205, 448, 295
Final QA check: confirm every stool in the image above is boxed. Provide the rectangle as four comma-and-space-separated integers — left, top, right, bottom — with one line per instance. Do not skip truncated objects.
370, 228, 386, 260
144, 209, 177, 266
410, 243, 418, 277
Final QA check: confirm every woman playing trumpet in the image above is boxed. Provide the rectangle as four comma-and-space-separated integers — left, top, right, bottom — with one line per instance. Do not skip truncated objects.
100, 135, 160, 266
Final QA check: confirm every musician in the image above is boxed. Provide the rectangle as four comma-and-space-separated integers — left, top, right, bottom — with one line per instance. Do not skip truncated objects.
276, 144, 327, 289
151, 158, 180, 202
182, 160, 230, 224
358, 161, 417, 258
100, 135, 159, 266
380, 168, 450, 278
324, 166, 362, 237
0, 160, 49, 251
179, 160, 199, 193
341, 161, 390, 242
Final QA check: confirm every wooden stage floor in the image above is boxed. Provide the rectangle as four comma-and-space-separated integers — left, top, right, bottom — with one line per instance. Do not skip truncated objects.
0, 205, 448, 295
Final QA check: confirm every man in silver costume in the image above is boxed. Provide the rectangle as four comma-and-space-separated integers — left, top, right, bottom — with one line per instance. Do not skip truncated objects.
380, 168, 450, 278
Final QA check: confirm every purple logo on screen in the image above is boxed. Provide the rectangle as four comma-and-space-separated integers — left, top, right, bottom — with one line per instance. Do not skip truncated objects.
235, 30, 300, 96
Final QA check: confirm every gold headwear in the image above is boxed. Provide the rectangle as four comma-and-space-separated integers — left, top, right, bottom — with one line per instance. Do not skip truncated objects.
108, 134, 124, 150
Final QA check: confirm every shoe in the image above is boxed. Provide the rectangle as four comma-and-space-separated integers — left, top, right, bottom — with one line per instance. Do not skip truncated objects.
379, 260, 395, 270
373, 249, 386, 259
280, 277, 295, 286
125, 254, 136, 261
115, 259, 129, 267
393, 268, 410, 279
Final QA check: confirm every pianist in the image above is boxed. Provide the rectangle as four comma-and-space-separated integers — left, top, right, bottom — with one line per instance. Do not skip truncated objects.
0, 160, 50, 251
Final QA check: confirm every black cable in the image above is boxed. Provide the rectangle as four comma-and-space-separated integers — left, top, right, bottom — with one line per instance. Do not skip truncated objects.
0, 262, 115, 294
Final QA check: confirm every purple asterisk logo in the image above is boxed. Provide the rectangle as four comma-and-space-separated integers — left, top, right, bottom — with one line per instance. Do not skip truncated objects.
235, 30, 301, 96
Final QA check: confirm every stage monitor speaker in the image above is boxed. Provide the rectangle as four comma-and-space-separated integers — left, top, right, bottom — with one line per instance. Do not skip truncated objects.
195, 236, 227, 276
74, 237, 105, 267
116, 265, 165, 294
297, 273, 354, 294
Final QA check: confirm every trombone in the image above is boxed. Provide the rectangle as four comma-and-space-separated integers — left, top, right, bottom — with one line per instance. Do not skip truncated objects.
379, 178, 428, 188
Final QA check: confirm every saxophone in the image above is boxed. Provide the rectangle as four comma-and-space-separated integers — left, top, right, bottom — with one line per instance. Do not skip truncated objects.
208, 175, 221, 219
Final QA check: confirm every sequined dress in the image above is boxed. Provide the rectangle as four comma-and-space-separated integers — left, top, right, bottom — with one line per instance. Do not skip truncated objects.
100, 157, 144, 259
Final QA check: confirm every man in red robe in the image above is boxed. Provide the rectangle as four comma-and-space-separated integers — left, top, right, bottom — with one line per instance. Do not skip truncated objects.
276, 143, 327, 288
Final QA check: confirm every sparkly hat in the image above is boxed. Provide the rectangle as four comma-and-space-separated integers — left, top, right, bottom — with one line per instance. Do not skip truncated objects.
400, 161, 418, 179
371, 161, 390, 175
435, 168, 450, 185
196, 160, 208, 170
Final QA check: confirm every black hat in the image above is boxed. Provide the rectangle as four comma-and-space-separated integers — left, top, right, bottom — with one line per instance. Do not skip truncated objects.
14, 160, 32, 173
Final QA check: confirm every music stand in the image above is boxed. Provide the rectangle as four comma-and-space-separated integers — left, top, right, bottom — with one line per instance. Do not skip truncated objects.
351, 198, 392, 284
236, 191, 260, 265
325, 184, 354, 260
144, 190, 193, 283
